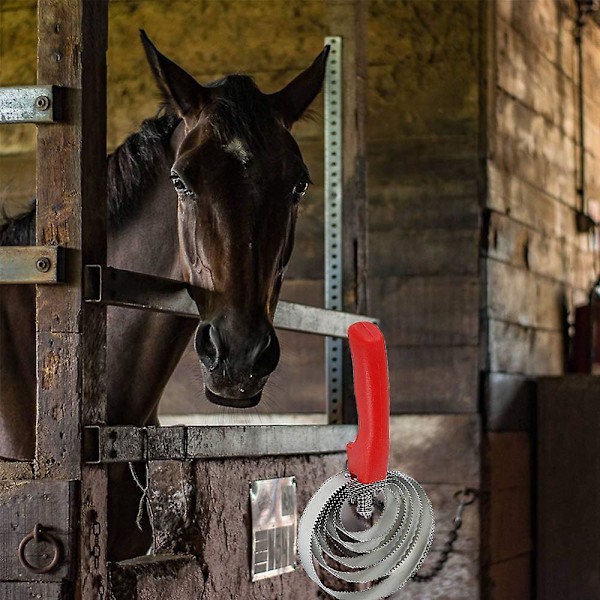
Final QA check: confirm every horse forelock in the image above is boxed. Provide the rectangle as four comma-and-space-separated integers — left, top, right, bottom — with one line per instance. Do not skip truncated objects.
206, 75, 279, 155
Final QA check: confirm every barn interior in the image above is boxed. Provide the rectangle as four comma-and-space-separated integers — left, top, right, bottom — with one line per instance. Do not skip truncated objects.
1, 0, 600, 598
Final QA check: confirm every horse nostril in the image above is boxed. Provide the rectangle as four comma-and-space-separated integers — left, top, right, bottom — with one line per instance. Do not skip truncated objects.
195, 324, 221, 370
253, 330, 280, 378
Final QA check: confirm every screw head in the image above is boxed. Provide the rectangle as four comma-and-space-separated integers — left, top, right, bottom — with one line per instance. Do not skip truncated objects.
35, 95, 51, 111
36, 257, 51, 273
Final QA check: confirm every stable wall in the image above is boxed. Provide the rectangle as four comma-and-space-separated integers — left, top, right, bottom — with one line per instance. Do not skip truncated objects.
0, 1, 482, 597
481, 1, 600, 598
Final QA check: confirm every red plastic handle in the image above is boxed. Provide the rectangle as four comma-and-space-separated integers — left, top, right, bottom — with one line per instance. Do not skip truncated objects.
346, 322, 390, 484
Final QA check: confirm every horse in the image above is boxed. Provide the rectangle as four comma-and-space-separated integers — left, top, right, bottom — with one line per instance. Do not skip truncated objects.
0, 31, 328, 560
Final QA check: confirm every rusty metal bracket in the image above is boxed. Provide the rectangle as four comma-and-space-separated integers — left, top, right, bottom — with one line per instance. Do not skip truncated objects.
84, 265, 377, 337
0, 86, 57, 124
0, 246, 64, 284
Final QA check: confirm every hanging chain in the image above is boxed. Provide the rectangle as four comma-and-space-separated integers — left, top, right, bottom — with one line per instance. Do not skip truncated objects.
91, 520, 105, 599
412, 488, 477, 583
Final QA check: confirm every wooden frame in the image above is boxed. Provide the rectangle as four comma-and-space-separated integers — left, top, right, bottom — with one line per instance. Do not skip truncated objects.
0, 1, 368, 597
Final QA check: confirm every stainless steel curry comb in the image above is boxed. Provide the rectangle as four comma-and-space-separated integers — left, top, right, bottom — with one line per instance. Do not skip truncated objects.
297, 322, 435, 599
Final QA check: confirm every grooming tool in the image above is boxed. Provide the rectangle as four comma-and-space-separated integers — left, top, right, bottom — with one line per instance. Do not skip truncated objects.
297, 322, 434, 599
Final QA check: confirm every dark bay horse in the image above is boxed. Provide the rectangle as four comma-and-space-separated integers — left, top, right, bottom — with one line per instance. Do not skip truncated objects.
0, 32, 328, 559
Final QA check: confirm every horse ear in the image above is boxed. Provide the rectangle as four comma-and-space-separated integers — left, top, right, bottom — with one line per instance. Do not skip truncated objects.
270, 46, 330, 129
140, 30, 208, 118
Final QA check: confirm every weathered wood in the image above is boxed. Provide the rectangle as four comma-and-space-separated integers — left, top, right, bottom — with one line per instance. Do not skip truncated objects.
0, 461, 33, 481
388, 415, 480, 486
370, 228, 479, 278
36, 3, 109, 600
487, 164, 582, 245
369, 184, 480, 230
0, 480, 76, 582
0, 582, 70, 599
496, 15, 577, 139
143, 457, 480, 600
148, 454, 352, 598
487, 553, 531, 600
492, 91, 577, 207
109, 556, 204, 600
485, 259, 567, 331
487, 319, 563, 375
369, 276, 479, 347
389, 346, 479, 414
483, 372, 534, 432
486, 432, 531, 490
537, 376, 600, 600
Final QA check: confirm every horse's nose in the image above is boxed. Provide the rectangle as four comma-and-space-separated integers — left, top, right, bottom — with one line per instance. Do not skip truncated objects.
194, 322, 280, 377
195, 323, 222, 371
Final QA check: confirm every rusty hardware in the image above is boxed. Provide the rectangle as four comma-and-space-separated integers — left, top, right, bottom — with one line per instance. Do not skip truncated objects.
34, 95, 51, 111
17, 523, 63, 574
35, 256, 51, 273
413, 488, 478, 583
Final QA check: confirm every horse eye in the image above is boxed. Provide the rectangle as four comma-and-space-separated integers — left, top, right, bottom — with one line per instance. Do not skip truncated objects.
170, 170, 193, 196
293, 179, 309, 200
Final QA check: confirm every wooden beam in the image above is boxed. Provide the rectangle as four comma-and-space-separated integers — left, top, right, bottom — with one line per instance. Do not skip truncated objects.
36, 1, 108, 598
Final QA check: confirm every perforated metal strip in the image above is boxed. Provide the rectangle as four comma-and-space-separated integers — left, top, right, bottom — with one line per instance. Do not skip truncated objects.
324, 36, 343, 424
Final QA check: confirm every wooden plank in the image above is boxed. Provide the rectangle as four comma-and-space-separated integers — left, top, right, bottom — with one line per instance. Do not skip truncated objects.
148, 454, 354, 598
483, 372, 534, 432
389, 346, 479, 414
496, 15, 577, 139
537, 376, 600, 600
485, 259, 567, 331
369, 276, 479, 346
388, 415, 480, 486
369, 184, 480, 230
486, 211, 595, 291
0, 480, 76, 582
144, 457, 479, 599
0, 582, 70, 599
492, 91, 577, 207
487, 319, 564, 375
486, 432, 531, 491
487, 553, 531, 600
370, 229, 479, 278
489, 487, 532, 564
0, 461, 33, 481
487, 163, 582, 245
36, 3, 109, 600
109, 556, 204, 600
367, 136, 480, 182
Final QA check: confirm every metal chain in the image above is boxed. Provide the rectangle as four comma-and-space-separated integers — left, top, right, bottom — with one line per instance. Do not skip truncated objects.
91, 520, 105, 599
412, 488, 477, 583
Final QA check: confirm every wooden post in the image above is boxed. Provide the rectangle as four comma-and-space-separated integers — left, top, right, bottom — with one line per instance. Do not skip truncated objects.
36, 1, 108, 597
326, 0, 368, 423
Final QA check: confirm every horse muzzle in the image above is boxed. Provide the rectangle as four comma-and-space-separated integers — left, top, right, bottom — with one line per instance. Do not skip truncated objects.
194, 320, 280, 408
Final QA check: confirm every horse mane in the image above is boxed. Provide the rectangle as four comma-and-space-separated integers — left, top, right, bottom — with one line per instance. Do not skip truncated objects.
0, 75, 275, 247
0, 113, 181, 246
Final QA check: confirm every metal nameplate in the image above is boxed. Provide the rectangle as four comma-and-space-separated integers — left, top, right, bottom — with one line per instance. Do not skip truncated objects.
250, 476, 297, 581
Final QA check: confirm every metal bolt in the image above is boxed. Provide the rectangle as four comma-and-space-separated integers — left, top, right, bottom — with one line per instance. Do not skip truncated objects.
35, 95, 51, 111
36, 257, 51, 273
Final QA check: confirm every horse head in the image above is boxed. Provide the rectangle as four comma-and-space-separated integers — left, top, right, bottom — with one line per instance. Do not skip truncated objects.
141, 32, 328, 408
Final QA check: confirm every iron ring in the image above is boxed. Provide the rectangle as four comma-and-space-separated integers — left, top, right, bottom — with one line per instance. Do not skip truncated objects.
17, 523, 63, 574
